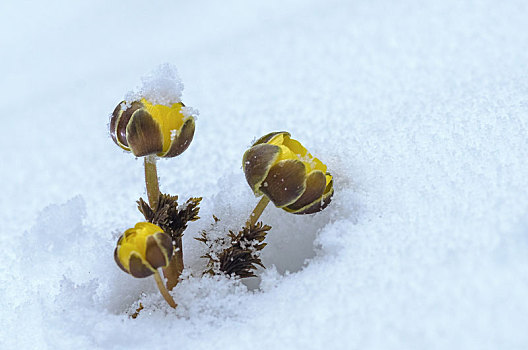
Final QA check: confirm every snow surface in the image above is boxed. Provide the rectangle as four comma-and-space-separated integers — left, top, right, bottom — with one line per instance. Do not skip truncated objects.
1, 0, 528, 349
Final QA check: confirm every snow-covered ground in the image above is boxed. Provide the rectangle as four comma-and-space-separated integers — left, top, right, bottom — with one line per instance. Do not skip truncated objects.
2, 0, 528, 349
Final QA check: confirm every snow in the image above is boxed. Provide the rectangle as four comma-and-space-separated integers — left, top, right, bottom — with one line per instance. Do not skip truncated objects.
124, 63, 184, 106
1, 0, 528, 349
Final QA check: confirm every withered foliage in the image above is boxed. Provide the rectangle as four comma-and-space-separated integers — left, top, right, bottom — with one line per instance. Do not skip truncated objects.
196, 219, 271, 278
138, 193, 201, 242
130, 303, 144, 319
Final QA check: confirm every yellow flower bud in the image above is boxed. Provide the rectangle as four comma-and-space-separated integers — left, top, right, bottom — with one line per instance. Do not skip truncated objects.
243, 131, 334, 215
114, 222, 174, 278
110, 99, 195, 158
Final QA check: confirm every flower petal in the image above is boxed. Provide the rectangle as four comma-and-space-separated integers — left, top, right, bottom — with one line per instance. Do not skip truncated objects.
156, 232, 174, 261
145, 232, 173, 269
292, 175, 334, 214
285, 170, 326, 212
161, 117, 195, 158
261, 159, 306, 207
243, 144, 281, 194
128, 252, 155, 278
252, 131, 290, 146
115, 101, 144, 149
110, 102, 124, 147
145, 236, 166, 269
114, 246, 128, 273
126, 109, 164, 157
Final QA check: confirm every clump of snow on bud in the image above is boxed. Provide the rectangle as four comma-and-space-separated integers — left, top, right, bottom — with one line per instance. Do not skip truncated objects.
125, 63, 184, 106
182, 106, 199, 120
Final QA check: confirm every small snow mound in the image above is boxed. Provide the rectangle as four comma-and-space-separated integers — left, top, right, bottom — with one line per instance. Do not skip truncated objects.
182, 106, 199, 120
125, 63, 184, 106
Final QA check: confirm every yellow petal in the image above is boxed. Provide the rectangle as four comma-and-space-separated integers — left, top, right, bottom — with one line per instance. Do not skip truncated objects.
141, 99, 185, 153
117, 222, 163, 272
325, 173, 332, 187
268, 133, 326, 174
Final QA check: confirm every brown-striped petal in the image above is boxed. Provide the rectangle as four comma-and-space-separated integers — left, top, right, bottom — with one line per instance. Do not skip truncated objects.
252, 131, 290, 146
145, 232, 173, 269
293, 176, 334, 214
285, 170, 326, 212
260, 160, 306, 207
128, 252, 155, 278
243, 144, 281, 194
126, 109, 164, 157
115, 101, 144, 148
161, 117, 195, 158
110, 102, 123, 146
114, 247, 128, 273
156, 231, 174, 261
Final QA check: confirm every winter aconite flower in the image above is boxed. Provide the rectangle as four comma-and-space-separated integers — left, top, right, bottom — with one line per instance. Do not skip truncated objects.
114, 222, 173, 278
110, 99, 195, 158
243, 131, 334, 214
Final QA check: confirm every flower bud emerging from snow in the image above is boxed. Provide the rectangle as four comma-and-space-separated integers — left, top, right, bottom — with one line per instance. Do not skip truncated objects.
243, 131, 334, 214
114, 222, 173, 278
110, 99, 195, 157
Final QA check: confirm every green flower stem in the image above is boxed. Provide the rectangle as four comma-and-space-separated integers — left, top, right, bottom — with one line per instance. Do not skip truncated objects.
144, 155, 182, 290
246, 196, 271, 227
144, 155, 160, 210
153, 270, 177, 308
